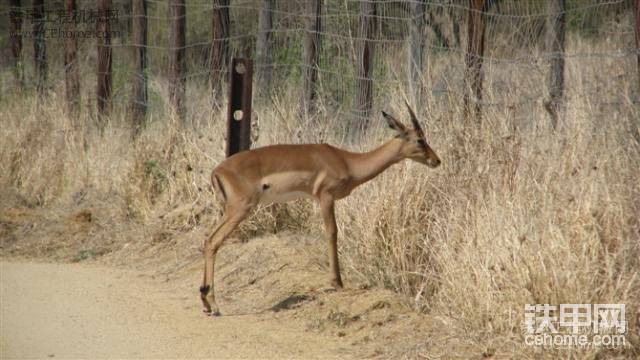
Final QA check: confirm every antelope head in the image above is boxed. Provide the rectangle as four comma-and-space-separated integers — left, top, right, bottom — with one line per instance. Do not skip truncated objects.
381, 101, 441, 168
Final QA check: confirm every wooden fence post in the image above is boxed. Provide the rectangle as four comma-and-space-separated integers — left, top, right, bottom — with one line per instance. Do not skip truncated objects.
65, 0, 81, 122
301, 0, 322, 120
544, 0, 566, 129
33, 0, 47, 100
9, 0, 23, 87
97, 0, 112, 119
211, 0, 230, 102
256, 0, 274, 96
463, 0, 486, 122
408, 0, 426, 112
351, 0, 376, 138
130, 0, 148, 136
169, 0, 186, 123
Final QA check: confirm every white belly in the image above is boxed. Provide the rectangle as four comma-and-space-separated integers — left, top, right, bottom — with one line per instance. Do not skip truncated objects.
259, 191, 313, 204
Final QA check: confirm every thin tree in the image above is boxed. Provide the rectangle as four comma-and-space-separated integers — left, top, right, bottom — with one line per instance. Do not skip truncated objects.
544, 0, 566, 129
351, 0, 376, 138
9, 0, 23, 87
450, 7, 461, 47
301, 0, 322, 120
408, 0, 426, 112
211, 0, 230, 102
97, 0, 112, 119
33, 0, 47, 100
169, 0, 186, 123
427, 9, 449, 49
463, 0, 487, 122
130, 0, 148, 136
65, 0, 81, 122
256, 0, 274, 96
635, 0, 640, 94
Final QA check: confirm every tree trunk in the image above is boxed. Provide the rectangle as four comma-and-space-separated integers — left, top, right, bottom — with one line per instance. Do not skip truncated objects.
256, 0, 274, 96
351, 0, 376, 138
544, 0, 566, 129
463, 0, 486, 122
635, 0, 640, 95
130, 0, 148, 136
408, 0, 426, 112
64, 0, 80, 122
169, 0, 186, 123
9, 0, 23, 87
33, 0, 47, 100
428, 11, 449, 49
97, 0, 112, 119
301, 0, 322, 120
211, 0, 230, 102
452, 13, 461, 47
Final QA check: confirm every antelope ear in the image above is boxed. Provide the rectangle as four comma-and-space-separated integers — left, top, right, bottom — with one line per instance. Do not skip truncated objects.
404, 100, 425, 135
381, 111, 408, 135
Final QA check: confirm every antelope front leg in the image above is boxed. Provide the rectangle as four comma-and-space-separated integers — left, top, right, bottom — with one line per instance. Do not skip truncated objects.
320, 194, 343, 289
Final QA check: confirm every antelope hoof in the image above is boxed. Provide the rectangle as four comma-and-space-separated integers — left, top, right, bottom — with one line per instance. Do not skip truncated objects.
202, 306, 221, 316
200, 285, 215, 314
331, 279, 344, 289
201, 297, 212, 313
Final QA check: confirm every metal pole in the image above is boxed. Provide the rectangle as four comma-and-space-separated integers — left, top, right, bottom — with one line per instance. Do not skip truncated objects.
226, 58, 253, 157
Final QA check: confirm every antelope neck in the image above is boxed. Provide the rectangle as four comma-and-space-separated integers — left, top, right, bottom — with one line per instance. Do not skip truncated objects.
345, 138, 404, 185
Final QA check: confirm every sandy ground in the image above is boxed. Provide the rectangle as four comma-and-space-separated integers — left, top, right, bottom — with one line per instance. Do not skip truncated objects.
0, 261, 355, 359
0, 206, 450, 359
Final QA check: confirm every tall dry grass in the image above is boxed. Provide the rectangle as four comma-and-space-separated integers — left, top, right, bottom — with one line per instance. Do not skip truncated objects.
1, 40, 639, 356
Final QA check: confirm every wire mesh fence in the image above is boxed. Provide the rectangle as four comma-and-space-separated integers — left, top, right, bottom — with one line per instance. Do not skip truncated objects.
1, 0, 638, 133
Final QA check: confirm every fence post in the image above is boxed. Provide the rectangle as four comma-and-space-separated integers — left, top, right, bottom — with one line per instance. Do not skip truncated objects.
408, 0, 426, 112
301, 0, 322, 120
9, 0, 23, 87
211, 0, 230, 103
544, 0, 566, 129
256, 0, 274, 96
97, 0, 112, 120
463, 0, 486, 122
64, 0, 80, 123
352, 0, 376, 139
130, 0, 147, 136
169, 0, 186, 123
33, 0, 47, 100
226, 59, 253, 157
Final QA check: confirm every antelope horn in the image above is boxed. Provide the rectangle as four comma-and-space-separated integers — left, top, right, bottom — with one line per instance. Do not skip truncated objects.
404, 100, 424, 133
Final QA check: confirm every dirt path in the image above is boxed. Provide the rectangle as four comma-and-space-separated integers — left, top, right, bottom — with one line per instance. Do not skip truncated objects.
0, 261, 355, 359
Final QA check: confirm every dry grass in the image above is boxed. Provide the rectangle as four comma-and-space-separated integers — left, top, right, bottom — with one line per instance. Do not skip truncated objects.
2, 41, 640, 357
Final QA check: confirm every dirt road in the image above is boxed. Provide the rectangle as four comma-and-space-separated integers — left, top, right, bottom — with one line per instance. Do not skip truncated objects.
0, 261, 354, 359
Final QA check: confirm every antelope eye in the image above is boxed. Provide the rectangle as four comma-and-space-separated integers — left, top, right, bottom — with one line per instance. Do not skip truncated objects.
416, 139, 426, 146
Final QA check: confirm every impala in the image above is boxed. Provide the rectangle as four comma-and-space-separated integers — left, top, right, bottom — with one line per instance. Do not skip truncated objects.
200, 101, 441, 316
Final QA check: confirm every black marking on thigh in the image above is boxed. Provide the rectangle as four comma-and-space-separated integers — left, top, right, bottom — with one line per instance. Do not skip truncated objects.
262, 183, 270, 191
199, 285, 210, 295
214, 174, 227, 201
